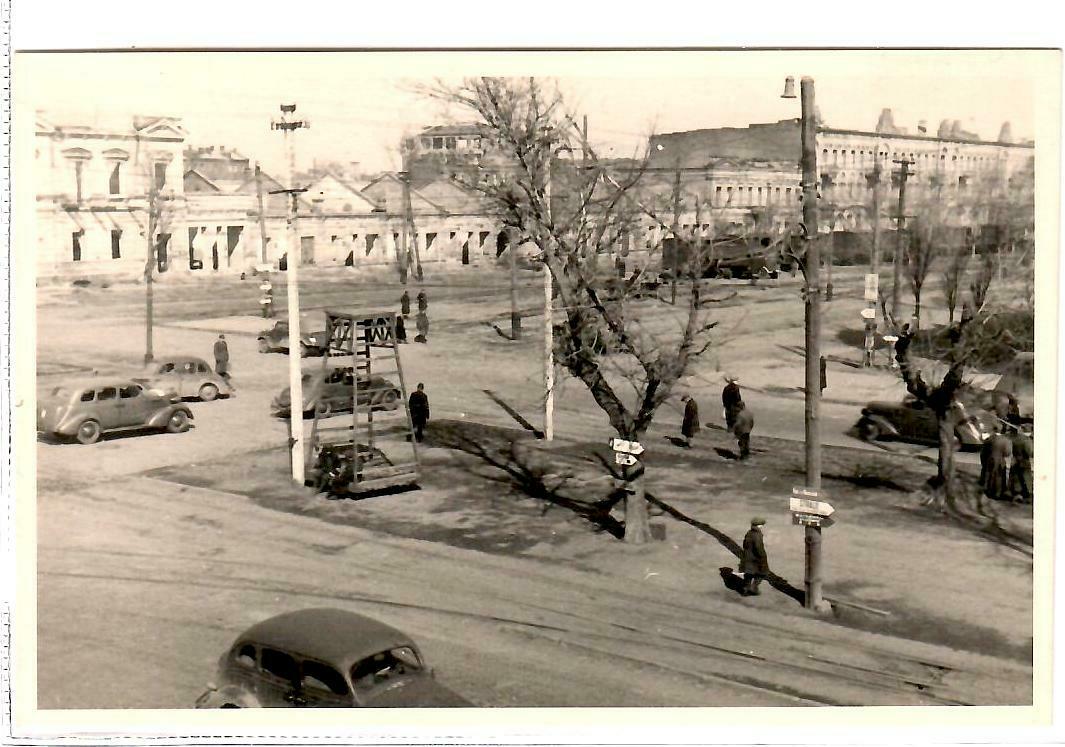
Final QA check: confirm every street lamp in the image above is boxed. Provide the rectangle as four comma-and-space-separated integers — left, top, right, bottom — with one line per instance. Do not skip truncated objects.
782, 75, 829, 613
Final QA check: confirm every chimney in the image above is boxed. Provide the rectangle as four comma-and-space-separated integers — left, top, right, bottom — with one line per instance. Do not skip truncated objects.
998, 121, 1013, 143
917, 120, 928, 134
875, 108, 896, 134
950, 120, 964, 138
937, 119, 952, 138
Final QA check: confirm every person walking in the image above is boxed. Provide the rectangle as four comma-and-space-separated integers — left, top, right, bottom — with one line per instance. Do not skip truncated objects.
732, 401, 754, 460
408, 383, 430, 443
722, 376, 743, 430
680, 394, 700, 448
400, 290, 411, 317
1009, 429, 1034, 504
984, 427, 1014, 500
740, 517, 769, 596
213, 334, 230, 383
415, 311, 429, 343
395, 315, 408, 344
417, 290, 428, 313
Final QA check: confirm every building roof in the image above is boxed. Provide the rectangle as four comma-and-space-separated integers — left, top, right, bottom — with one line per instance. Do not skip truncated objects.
418, 123, 490, 137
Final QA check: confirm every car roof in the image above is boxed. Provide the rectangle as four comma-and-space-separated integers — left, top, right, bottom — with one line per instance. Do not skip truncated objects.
49, 377, 139, 391
235, 608, 415, 668
153, 356, 210, 366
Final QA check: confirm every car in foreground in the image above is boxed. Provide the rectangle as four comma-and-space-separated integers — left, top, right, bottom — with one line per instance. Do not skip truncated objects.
258, 321, 329, 357
855, 395, 996, 449
195, 608, 472, 708
271, 367, 401, 418
132, 356, 234, 402
37, 377, 194, 445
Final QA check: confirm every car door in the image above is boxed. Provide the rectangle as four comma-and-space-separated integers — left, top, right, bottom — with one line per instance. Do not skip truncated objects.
154, 362, 180, 397
901, 398, 936, 442
256, 647, 302, 707
94, 386, 126, 429
298, 658, 353, 708
179, 361, 198, 397
119, 383, 154, 426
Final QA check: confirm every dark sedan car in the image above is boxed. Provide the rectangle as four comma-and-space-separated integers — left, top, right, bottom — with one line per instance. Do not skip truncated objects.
195, 608, 471, 708
272, 367, 401, 418
37, 377, 193, 444
855, 395, 996, 449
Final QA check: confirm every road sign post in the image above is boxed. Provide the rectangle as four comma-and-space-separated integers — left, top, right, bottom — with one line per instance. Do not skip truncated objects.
615, 452, 637, 467
791, 487, 834, 612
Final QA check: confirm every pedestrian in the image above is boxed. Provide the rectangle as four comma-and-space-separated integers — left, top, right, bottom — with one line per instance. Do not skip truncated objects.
408, 383, 430, 443
395, 315, 408, 344
1008, 429, 1033, 504
983, 427, 1014, 500
894, 323, 913, 367
732, 401, 754, 460
819, 355, 827, 392
213, 334, 230, 382
740, 517, 769, 596
415, 311, 429, 343
680, 394, 700, 448
722, 375, 743, 430
417, 290, 428, 313
400, 290, 411, 317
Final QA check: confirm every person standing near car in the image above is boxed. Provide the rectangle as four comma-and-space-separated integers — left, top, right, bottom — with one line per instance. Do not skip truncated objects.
741, 517, 770, 596
213, 334, 230, 383
722, 376, 743, 430
983, 426, 1014, 500
1009, 428, 1033, 504
409, 383, 430, 443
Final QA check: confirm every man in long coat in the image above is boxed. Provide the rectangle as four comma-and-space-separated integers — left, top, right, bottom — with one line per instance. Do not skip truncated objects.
408, 383, 430, 443
741, 517, 770, 596
982, 428, 1014, 500
680, 394, 700, 447
722, 376, 743, 430
1009, 430, 1034, 503
213, 334, 230, 382
732, 401, 754, 460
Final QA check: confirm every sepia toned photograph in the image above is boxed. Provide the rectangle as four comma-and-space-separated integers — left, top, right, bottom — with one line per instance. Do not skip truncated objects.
7, 44, 1061, 738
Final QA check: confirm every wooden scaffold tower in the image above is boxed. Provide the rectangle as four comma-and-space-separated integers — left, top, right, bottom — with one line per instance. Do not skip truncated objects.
306, 310, 420, 495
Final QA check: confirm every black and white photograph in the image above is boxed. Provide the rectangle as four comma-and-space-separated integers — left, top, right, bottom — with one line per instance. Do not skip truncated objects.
5, 38, 1062, 742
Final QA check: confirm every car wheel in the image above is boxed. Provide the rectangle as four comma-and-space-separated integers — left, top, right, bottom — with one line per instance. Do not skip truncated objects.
76, 420, 102, 445
315, 400, 332, 417
858, 420, 881, 442
299, 342, 310, 358
258, 338, 270, 354
166, 410, 191, 434
382, 390, 399, 410
199, 383, 219, 402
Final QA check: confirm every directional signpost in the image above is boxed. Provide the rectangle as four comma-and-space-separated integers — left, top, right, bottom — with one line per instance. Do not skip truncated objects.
611, 437, 644, 495
615, 452, 637, 467
610, 438, 645, 456
791, 487, 836, 596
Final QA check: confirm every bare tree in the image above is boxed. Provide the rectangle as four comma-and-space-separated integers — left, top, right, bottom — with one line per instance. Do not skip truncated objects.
423, 77, 723, 544
940, 241, 969, 324
904, 216, 937, 330
970, 252, 995, 314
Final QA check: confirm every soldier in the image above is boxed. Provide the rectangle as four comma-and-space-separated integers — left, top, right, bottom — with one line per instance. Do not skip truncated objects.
722, 375, 743, 430
680, 394, 700, 448
408, 383, 430, 443
213, 334, 230, 383
741, 517, 769, 596
733, 401, 754, 460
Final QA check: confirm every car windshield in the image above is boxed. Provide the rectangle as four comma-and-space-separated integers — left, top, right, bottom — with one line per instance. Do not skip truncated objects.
350, 647, 422, 692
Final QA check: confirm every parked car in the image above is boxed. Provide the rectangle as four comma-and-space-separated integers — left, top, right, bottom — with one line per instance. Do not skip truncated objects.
854, 395, 996, 449
195, 608, 472, 708
258, 321, 329, 357
37, 377, 194, 445
271, 367, 401, 418
132, 356, 234, 402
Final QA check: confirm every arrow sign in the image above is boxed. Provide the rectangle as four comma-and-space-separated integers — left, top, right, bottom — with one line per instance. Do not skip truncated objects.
615, 452, 637, 466
790, 496, 835, 516
610, 438, 645, 456
793, 512, 835, 528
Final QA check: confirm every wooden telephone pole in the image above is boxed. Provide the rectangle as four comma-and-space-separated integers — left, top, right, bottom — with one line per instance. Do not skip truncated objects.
892, 157, 915, 322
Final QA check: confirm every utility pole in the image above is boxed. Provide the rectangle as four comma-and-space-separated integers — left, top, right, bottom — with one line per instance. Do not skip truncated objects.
543, 157, 555, 442
254, 164, 269, 265
399, 168, 411, 284
271, 103, 309, 485
143, 184, 160, 365
892, 157, 914, 323
785, 75, 827, 612
670, 165, 681, 305
509, 227, 521, 340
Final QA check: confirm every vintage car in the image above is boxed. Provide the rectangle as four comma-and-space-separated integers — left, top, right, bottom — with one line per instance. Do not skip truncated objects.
258, 320, 329, 357
132, 356, 234, 402
37, 377, 194, 445
271, 367, 401, 418
195, 608, 471, 708
855, 394, 996, 450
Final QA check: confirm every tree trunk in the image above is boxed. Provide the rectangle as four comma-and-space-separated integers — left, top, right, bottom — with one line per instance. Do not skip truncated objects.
913, 291, 921, 330
936, 411, 956, 489
624, 468, 652, 544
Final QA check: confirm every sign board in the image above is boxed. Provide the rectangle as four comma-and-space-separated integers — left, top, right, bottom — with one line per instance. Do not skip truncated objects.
615, 452, 637, 467
792, 486, 821, 499
610, 438, 645, 456
790, 496, 835, 516
860, 307, 876, 320
864, 273, 879, 302
793, 512, 835, 528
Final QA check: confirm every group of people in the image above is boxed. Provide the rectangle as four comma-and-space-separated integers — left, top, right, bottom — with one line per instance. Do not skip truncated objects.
679, 375, 754, 460
396, 290, 430, 344
978, 394, 1033, 504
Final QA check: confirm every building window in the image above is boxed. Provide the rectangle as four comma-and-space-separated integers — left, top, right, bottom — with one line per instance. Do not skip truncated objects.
72, 231, 82, 262
154, 162, 167, 189
421, 138, 432, 149
74, 161, 85, 204
432, 137, 443, 150
445, 137, 456, 150
111, 229, 122, 259
109, 163, 121, 195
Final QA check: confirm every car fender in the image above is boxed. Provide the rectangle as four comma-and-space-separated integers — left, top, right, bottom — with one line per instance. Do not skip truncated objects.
54, 413, 93, 437
146, 404, 194, 429
859, 412, 899, 437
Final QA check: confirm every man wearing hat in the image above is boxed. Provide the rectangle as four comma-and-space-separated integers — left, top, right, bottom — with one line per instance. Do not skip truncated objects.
680, 393, 700, 448
722, 375, 743, 430
741, 517, 770, 596
213, 334, 230, 383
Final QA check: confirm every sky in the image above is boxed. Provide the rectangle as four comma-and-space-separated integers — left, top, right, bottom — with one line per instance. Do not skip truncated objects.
19, 50, 1042, 180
